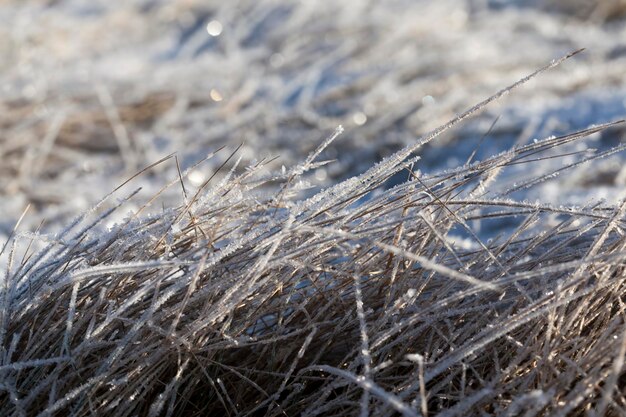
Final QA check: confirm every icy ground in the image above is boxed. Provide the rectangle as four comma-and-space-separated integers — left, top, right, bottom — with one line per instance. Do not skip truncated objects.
1, 0, 626, 240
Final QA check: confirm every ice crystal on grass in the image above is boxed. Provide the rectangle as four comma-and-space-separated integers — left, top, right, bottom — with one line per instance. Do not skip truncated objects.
2, 49, 626, 416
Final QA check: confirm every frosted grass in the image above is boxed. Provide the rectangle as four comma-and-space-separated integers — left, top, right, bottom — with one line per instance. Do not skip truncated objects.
1, 50, 626, 415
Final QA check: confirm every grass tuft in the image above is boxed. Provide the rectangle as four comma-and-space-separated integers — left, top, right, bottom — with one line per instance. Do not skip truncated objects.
2, 52, 626, 417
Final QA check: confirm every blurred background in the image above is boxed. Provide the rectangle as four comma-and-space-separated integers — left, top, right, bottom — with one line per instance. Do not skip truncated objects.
2, 0, 626, 238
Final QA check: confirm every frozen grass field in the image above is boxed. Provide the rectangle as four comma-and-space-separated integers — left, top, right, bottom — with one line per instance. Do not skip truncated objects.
2, 1, 626, 415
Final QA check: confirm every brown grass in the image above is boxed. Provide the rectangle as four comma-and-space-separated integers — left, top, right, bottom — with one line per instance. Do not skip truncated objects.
3, 51, 626, 416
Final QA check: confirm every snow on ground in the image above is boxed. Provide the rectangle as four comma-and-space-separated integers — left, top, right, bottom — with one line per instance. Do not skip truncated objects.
1, 0, 626, 241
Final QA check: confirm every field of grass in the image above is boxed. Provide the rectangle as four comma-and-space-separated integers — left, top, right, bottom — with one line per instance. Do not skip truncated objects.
2, 1, 626, 416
